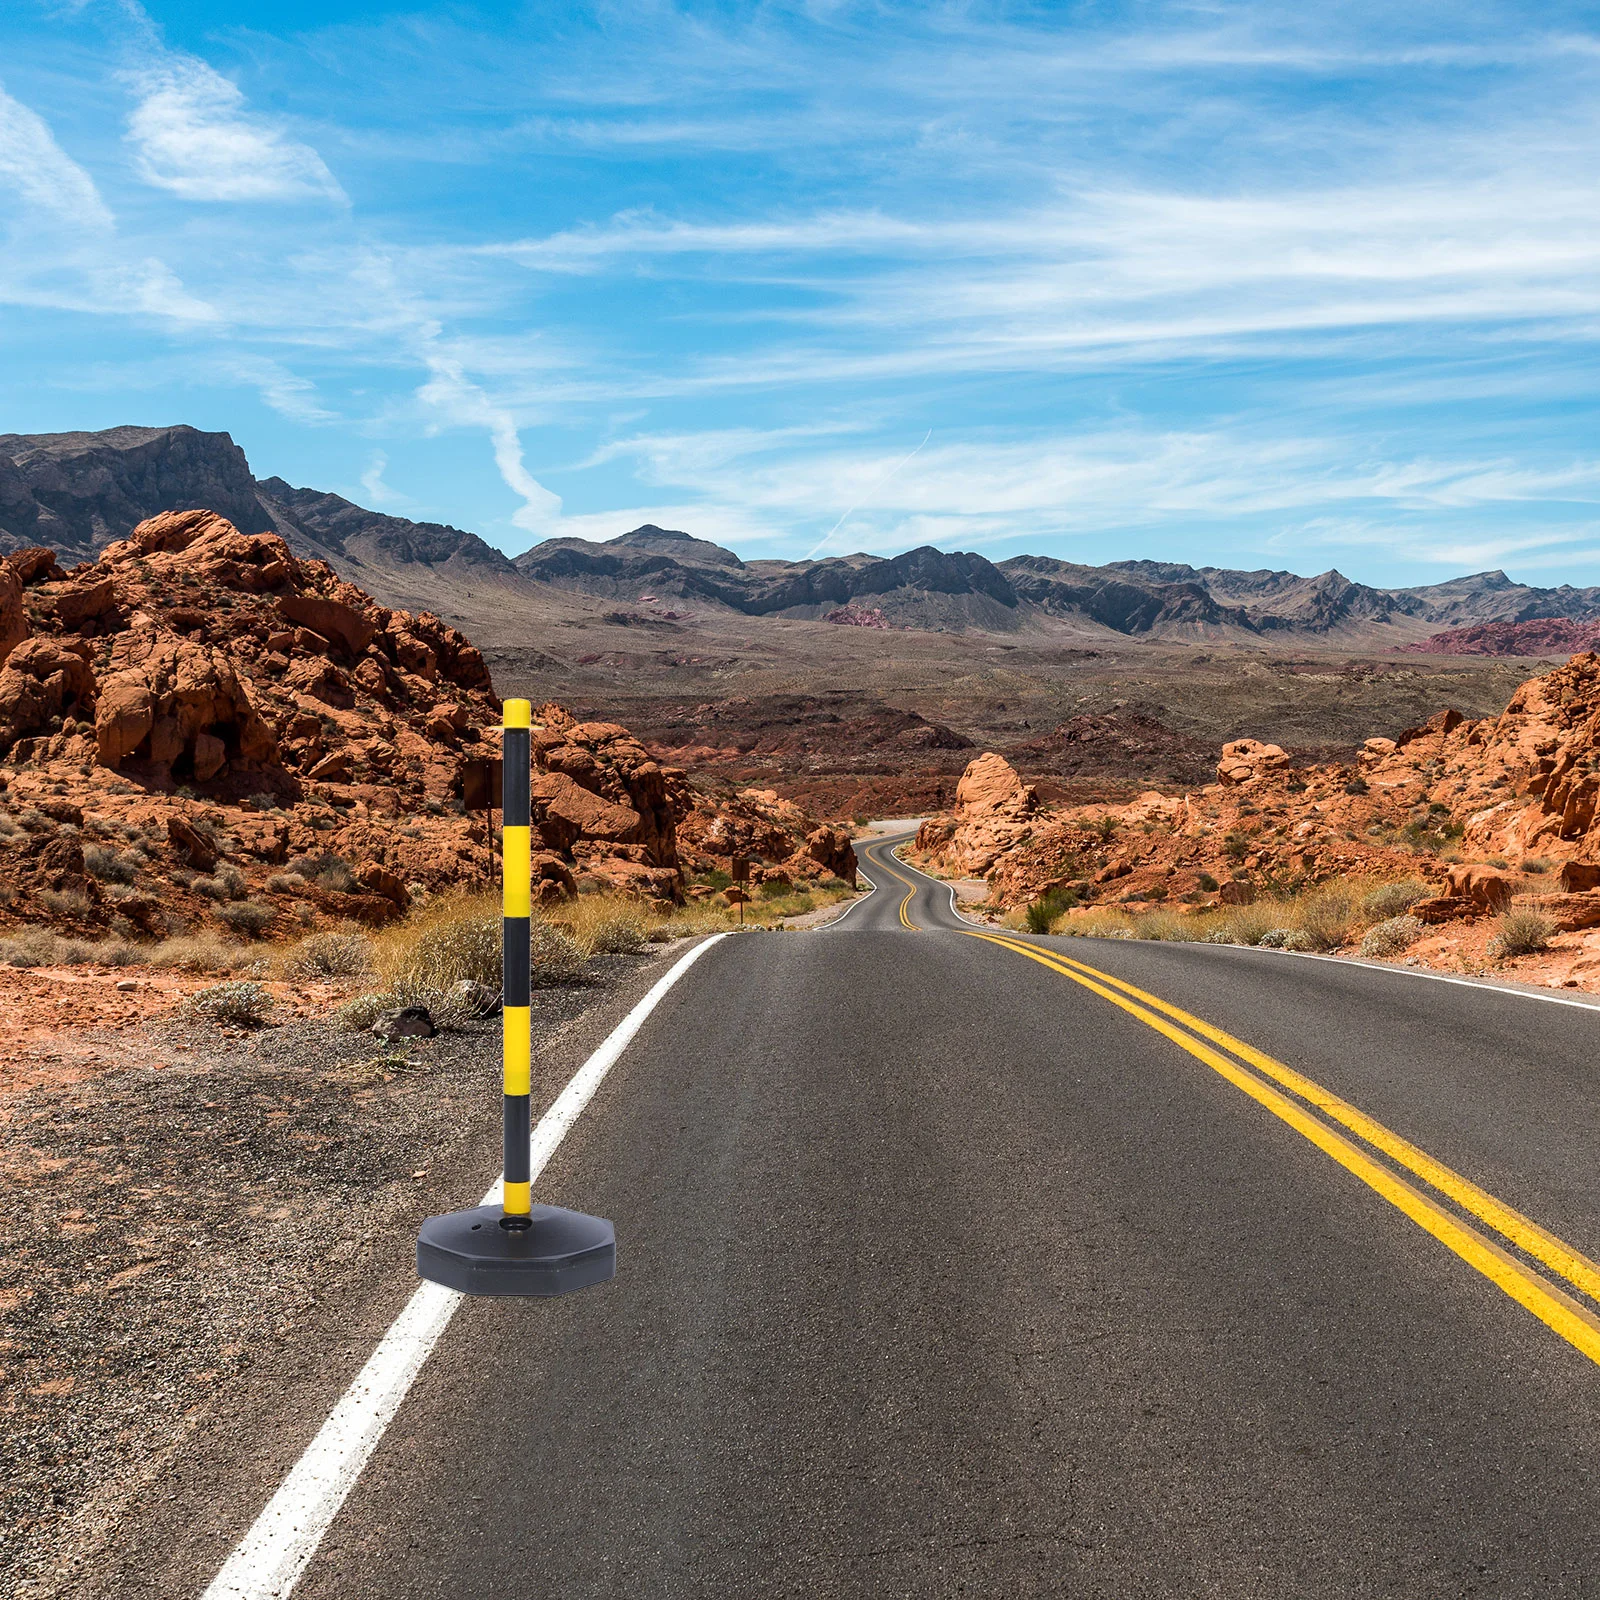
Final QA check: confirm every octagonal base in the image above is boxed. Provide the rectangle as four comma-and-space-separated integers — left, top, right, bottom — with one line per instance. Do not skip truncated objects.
416, 1203, 616, 1298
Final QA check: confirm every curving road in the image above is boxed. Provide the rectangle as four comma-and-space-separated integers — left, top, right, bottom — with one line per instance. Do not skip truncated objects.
200, 833, 1600, 1597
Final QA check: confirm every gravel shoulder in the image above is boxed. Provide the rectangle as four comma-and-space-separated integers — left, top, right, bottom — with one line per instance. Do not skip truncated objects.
1, 937, 715, 1600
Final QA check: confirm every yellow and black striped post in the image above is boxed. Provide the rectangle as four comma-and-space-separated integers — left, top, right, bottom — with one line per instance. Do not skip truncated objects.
414, 695, 616, 1295
501, 698, 533, 1225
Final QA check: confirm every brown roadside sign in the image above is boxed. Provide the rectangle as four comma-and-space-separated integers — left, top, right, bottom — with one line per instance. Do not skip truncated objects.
463, 757, 503, 811
731, 856, 751, 883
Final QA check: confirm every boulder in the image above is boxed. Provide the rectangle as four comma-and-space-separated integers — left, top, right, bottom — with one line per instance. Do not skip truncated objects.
1216, 739, 1291, 786
0, 638, 95, 750
954, 751, 1037, 820
1559, 860, 1600, 893
373, 1005, 436, 1041
0, 555, 27, 666
278, 592, 376, 658
1410, 895, 1481, 924
1443, 863, 1513, 912
95, 630, 278, 775
168, 816, 219, 871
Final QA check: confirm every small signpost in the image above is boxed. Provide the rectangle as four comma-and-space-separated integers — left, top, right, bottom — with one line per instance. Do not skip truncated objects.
416, 701, 615, 1297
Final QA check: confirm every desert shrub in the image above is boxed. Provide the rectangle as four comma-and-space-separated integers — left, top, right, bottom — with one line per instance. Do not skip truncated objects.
392, 913, 503, 990
0, 814, 16, 837
193, 863, 247, 901
1344, 776, 1370, 796
588, 915, 649, 947
1063, 909, 1136, 939
266, 873, 299, 894
820, 876, 853, 892
214, 901, 276, 939
18, 808, 53, 832
1297, 884, 1360, 951
92, 938, 143, 967
1490, 909, 1554, 958
281, 929, 374, 978
332, 991, 389, 1032
1361, 879, 1429, 920
1522, 857, 1551, 874
0, 927, 62, 967
1223, 832, 1249, 862
146, 934, 244, 973
1361, 915, 1424, 958
786, 892, 815, 915
558, 896, 649, 955
696, 868, 733, 891
1129, 909, 1199, 942
315, 860, 358, 893
756, 880, 791, 901
530, 921, 587, 985
39, 889, 91, 917
1210, 902, 1279, 946
248, 792, 279, 811
182, 980, 271, 1026
1024, 899, 1055, 934
289, 853, 357, 893
84, 845, 140, 885
1196, 872, 1219, 892
55, 938, 96, 963
1257, 928, 1293, 948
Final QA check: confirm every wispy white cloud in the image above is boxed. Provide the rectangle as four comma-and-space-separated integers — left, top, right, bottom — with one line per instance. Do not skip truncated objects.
124, 51, 345, 203
0, 77, 213, 323
415, 346, 561, 535
0, 80, 113, 230
359, 450, 404, 506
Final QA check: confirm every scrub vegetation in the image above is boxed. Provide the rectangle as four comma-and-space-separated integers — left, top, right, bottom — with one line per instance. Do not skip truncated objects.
1017, 874, 1449, 958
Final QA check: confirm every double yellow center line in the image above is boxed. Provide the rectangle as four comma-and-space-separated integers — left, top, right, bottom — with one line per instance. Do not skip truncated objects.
970, 930, 1600, 1370
871, 845, 922, 930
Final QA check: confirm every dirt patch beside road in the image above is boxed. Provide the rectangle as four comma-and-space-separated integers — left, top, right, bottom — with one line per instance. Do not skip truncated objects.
1, 944, 691, 1600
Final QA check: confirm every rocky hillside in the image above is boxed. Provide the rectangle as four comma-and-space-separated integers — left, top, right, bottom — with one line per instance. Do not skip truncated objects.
915, 651, 1600, 940
0, 510, 852, 943
1406, 618, 1600, 657
8, 426, 1600, 641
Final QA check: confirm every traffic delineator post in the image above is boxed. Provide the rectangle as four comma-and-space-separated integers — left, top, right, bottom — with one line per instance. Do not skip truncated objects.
415, 698, 617, 1298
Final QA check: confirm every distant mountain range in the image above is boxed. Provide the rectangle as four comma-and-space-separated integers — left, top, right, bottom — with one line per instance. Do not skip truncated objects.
4, 423, 1599, 645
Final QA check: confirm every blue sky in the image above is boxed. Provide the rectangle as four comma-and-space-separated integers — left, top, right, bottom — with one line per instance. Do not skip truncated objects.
3, 2, 1600, 586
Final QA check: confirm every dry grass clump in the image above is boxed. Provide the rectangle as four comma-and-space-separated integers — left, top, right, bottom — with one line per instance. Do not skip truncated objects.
182, 980, 272, 1027
1360, 915, 1424, 958
145, 933, 249, 974
554, 895, 649, 955
1296, 883, 1361, 952
84, 844, 142, 885
214, 901, 276, 939
278, 928, 374, 978
1490, 909, 1555, 958
1056, 873, 1416, 953
1361, 878, 1431, 920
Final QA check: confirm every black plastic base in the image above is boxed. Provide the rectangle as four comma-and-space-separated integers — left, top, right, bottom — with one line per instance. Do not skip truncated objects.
416, 1203, 616, 1298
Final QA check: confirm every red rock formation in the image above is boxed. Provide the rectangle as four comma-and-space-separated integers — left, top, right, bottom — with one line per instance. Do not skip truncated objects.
0, 511, 839, 937
913, 653, 1600, 928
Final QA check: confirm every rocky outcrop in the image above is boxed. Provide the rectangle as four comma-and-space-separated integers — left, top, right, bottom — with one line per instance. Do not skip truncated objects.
0, 511, 839, 937
1216, 738, 1290, 786
914, 751, 1038, 877
675, 785, 858, 888
909, 653, 1600, 936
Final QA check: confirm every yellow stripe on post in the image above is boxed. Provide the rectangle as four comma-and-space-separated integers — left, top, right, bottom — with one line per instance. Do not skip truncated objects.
503, 827, 532, 919
502, 1006, 531, 1098
502, 1181, 531, 1215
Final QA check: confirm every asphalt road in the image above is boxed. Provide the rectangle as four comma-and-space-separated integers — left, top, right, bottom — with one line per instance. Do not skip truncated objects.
257, 837, 1600, 1596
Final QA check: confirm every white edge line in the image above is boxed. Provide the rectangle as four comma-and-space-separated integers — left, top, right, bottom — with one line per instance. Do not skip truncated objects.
202, 932, 730, 1600
1218, 940, 1600, 1013
1052, 930, 1600, 1014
